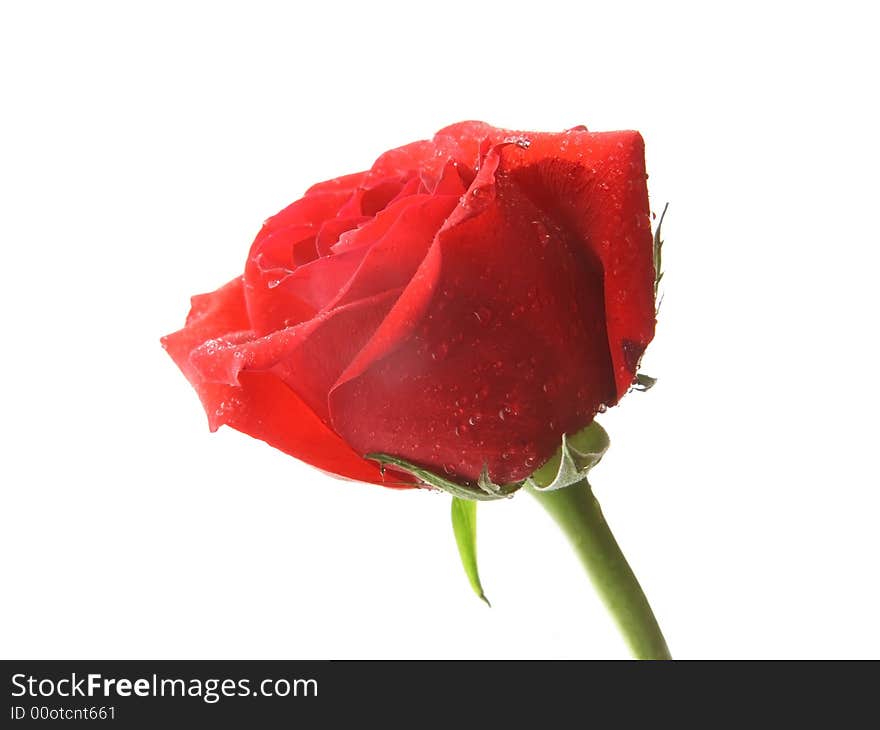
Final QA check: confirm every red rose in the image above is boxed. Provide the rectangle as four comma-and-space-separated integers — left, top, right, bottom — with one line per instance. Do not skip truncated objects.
162, 121, 655, 488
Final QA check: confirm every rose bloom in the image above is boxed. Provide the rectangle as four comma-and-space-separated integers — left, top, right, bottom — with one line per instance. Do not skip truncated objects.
162, 121, 655, 488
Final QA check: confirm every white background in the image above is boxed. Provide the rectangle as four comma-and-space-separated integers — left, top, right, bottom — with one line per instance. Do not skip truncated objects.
2, 1, 878, 659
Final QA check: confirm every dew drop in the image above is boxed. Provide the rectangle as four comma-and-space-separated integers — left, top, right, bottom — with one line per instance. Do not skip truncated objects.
467, 415, 480, 426
431, 341, 449, 361
531, 220, 551, 247
506, 135, 532, 149
443, 464, 456, 475
473, 306, 493, 324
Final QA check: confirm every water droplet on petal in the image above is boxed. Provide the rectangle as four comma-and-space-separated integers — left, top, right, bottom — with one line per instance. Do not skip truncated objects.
431, 341, 449, 361
473, 306, 493, 324
531, 220, 551, 247
506, 135, 532, 149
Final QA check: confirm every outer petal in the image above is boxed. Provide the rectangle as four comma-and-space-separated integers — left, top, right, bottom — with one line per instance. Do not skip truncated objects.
431, 120, 508, 175
498, 129, 656, 398
329, 130, 654, 485
365, 139, 434, 183
306, 170, 367, 195
261, 189, 354, 235
188, 288, 403, 425
161, 277, 398, 485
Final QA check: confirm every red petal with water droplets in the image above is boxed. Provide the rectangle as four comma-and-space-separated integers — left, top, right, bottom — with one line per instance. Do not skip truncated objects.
161, 277, 403, 485
328, 131, 654, 484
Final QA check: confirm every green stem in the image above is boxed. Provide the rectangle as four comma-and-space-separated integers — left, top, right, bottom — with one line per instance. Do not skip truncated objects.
527, 479, 671, 660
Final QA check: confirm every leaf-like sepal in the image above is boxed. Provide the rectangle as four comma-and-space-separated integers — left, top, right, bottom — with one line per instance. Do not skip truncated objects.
365, 453, 523, 501
451, 497, 490, 606
368, 421, 609, 498
654, 202, 668, 303
527, 421, 610, 492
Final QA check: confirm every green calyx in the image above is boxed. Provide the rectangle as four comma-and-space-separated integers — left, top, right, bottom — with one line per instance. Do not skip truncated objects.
366, 420, 611, 501
525, 421, 610, 491
364, 452, 523, 501
654, 202, 668, 303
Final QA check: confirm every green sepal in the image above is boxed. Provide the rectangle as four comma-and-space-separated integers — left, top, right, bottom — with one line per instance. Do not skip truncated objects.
450, 497, 490, 606
633, 373, 657, 392
654, 202, 668, 302
527, 421, 610, 492
365, 453, 523, 501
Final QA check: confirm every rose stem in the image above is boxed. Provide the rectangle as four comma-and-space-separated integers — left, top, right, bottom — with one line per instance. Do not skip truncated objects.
526, 478, 671, 660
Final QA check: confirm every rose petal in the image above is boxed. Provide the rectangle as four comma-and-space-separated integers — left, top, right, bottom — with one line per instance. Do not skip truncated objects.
261, 189, 354, 235
336, 176, 408, 218
498, 129, 656, 398
244, 247, 366, 334
271, 289, 403, 421
161, 277, 395, 485
329, 131, 651, 484
428, 159, 469, 197
187, 288, 403, 424
329, 193, 435, 255
326, 194, 458, 310
315, 215, 370, 257
365, 139, 433, 183
306, 170, 367, 195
